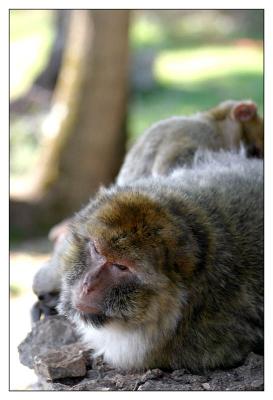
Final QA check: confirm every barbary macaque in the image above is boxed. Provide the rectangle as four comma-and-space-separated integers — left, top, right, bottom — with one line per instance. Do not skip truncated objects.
56, 151, 263, 371
31, 228, 69, 323
117, 99, 263, 184
30, 101, 263, 370
32, 100, 263, 321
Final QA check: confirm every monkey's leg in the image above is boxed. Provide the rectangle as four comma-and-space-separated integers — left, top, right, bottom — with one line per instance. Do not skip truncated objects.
31, 301, 42, 325
152, 144, 197, 175
30, 295, 59, 324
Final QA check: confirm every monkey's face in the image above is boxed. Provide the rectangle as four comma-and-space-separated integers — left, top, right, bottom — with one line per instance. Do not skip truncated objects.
58, 191, 186, 329
209, 100, 264, 158
242, 116, 264, 158
231, 101, 264, 158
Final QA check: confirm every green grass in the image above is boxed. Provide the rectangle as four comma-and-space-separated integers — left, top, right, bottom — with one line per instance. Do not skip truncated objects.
128, 13, 263, 142
129, 68, 263, 143
130, 10, 264, 50
154, 45, 263, 86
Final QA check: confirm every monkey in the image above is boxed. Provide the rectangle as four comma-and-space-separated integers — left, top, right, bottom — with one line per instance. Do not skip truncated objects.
117, 99, 263, 184
55, 150, 263, 372
31, 292, 59, 324
31, 99, 263, 324
31, 231, 68, 323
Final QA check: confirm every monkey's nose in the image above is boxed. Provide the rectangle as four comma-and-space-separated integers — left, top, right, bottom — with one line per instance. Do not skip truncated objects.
82, 272, 99, 294
82, 279, 93, 294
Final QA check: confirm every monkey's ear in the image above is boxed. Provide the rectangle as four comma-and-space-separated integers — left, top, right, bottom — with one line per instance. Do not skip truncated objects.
232, 102, 257, 122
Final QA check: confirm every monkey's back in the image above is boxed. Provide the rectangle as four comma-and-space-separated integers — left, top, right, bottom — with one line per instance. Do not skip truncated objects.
173, 151, 263, 305
153, 151, 263, 287
117, 115, 222, 184
171, 150, 263, 254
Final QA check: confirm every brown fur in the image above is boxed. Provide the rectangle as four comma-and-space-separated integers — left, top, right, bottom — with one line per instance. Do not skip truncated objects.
58, 152, 263, 371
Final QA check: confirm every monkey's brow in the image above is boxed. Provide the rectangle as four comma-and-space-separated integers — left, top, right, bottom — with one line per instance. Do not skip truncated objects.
111, 234, 130, 243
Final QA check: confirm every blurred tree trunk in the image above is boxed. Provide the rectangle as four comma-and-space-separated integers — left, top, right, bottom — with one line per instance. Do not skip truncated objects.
11, 10, 130, 237
33, 10, 70, 92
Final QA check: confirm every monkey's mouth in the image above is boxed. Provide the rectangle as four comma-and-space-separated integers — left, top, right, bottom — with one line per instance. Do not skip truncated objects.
71, 287, 108, 326
75, 301, 102, 315
71, 299, 108, 327
77, 309, 109, 327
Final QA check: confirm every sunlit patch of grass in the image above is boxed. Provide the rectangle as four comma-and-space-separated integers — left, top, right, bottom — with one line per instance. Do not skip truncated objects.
154, 45, 263, 86
10, 10, 54, 99
130, 15, 165, 48
128, 69, 263, 143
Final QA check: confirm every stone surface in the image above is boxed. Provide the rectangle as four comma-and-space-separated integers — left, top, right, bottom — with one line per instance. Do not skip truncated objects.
19, 316, 264, 391
35, 352, 263, 391
18, 316, 79, 369
33, 343, 87, 381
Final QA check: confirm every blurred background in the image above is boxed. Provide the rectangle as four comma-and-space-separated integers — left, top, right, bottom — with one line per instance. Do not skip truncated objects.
10, 9, 263, 389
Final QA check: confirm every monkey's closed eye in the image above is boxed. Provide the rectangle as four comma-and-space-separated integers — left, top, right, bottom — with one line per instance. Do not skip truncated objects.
112, 264, 128, 272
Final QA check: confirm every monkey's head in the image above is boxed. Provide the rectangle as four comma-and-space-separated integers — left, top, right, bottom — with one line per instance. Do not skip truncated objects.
208, 100, 264, 158
58, 190, 194, 330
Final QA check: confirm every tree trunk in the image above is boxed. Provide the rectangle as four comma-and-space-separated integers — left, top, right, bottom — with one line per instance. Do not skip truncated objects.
10, 10, 130, 237
33, 10, 70, 92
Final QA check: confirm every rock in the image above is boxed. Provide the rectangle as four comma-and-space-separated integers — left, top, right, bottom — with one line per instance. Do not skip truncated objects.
69, 379, 116, 391
208, 353, 264, 391
137, 380, 192, 391
170, 369, 187, 379
33, 343, 87, 381
202, 382, 211, 390
39, 381, 72, 391
18, 316, 264, 391
18, 316, 79, 369
91, 355, 113, 372
140, 368, 164, 381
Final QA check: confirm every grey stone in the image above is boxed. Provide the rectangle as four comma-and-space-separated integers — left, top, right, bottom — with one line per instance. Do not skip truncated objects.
36, 353, 264, 391
137, 380, 193, 391
18, 316, 264, 391
202, 382, 211, 390
140, 368, 164, 381
71, 380, 116, 391
208, 353, 264, 391
170, 369, 187, 379
41, 381, 71, 391
33, 343, 87, 381
18, 316, 80, 368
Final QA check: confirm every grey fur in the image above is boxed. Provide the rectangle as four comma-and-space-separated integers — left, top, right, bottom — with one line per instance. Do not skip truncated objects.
58, 151, 263, 371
